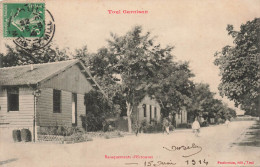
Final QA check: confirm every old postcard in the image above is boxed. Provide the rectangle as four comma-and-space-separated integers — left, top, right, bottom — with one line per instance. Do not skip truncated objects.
0, 0, 259, 166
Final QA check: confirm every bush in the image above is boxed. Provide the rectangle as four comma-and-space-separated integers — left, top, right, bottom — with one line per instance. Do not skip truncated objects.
169, 125, 175, 131
201, 121, 209, 127
21, 129, 31, 142
86, 137, 93, 141
117, 132, 124, 137
104, 134, 110, 139
155, 122, 163, 132
63, 131, 86, 143
187, 124, 192, 129
12, 129, 21, 142
80, 115, 87, 131
142, 121, 164, 133
57, 126, 65, 136
217, 118, 225, 124
141, 120, 148, 127
39, 126, 82, 136
84, 90, 115, 132
177, 123, 188, 128
39, 126, 58, 135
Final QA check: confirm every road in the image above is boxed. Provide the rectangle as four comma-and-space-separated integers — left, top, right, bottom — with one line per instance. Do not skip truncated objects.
0, 121, 259, 167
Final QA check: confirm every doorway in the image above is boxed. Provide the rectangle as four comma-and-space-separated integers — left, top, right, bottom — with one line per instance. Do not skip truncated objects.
72, 93, 77, 126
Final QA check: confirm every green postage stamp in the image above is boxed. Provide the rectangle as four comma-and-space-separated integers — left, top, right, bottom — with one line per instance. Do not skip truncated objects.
2, 2, 55, 51
3, 3, 45, 38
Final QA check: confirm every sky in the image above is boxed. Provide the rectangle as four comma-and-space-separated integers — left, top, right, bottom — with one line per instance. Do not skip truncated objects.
2, 0, 260, 114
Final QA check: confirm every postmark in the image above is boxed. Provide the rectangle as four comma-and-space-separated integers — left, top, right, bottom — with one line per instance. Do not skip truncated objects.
2, 3, 55, 51
3, 3, 45, 38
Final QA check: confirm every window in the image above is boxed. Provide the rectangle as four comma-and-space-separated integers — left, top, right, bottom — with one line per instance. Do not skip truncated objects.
53, 89, 61, 113
154, 107, 157, 118
143, 104, 146, 117
149, 105, 152, 123
150, 105, 152, 118
7, 87, 19, 111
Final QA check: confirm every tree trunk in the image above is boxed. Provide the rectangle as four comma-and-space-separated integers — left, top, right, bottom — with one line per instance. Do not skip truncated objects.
126, 102, 132, 133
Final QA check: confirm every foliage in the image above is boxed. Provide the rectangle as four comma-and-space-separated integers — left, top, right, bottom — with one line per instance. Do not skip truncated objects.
12, 129, 21, 142
80, 115, 87, 131
214, 18, 260, 116
188, 83, 215, 119
84, 90, 117, 132
1, 43, 70, 67
104, 131, 124, 139
73, 46, 121, 99
201, 121, 209, 127
63, 132, 86, 143
21, 129, 32, 142
169, 125, 175, 131
38, 126, 81, 136
73, 46, 123, 121
187, 83, 237, 123
177, 123, 189, 128
73, 26, 176, 133
140, 119, 165, 133
106, 26, 175, 132
142, 121, 163, 133
148, 62, 194, 117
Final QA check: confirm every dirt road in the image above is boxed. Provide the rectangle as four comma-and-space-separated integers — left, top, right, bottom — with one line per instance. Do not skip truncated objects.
0, 121, 259, 167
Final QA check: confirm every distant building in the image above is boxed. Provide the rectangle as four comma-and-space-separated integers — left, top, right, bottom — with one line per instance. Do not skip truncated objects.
174, 107, 188, 127
132, 95, 161, 123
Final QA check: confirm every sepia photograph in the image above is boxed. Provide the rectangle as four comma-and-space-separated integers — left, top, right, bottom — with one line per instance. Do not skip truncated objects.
0, 0, 259, 166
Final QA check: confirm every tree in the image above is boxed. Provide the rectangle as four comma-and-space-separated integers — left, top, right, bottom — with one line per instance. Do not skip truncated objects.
187, 83, 236, 123
1, 44, 70, 67
106, 26, 174, 132
83, 90, 120, 131
74, 46, 125, 128
74, 46, 121, 99
214, 18, 260, 116
148, 61, 194, 118
187, 83, 215, 121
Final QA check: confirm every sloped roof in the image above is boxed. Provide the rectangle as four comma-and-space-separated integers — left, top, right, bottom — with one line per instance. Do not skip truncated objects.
0, 60, 105, 97
0, 60, 79, 86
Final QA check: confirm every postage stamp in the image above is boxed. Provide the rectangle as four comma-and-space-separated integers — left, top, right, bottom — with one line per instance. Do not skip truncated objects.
2, 2, 55, 51
3, 3, 45, 38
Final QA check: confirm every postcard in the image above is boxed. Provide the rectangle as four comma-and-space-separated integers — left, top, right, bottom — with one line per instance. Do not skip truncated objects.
0, 0, 259, 167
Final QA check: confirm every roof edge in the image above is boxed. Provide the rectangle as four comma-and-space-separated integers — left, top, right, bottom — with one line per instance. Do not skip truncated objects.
77, 61, 108, 99
37, 59, 79, 84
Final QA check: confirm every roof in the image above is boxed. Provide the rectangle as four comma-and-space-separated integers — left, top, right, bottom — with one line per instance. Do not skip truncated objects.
0, 60, 77, 85
0, 59, 106, 96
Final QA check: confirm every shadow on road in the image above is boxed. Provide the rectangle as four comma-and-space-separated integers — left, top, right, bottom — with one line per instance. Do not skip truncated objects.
234, 121, 260, 147
0, 158, 18, 166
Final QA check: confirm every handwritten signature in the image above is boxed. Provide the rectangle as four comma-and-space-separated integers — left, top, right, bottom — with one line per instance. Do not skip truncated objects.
162, 143, 202, 158
144, 160, 177, 166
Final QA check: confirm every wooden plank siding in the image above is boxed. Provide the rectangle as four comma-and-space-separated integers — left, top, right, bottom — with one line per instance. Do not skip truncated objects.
36, 64, 91, 128
77, 94, 85, 128
0, 87, 34, 128
40, 64, 93, 95
36, 88, 72, 127
1, 63, 93, 130
36, 88, 86, 128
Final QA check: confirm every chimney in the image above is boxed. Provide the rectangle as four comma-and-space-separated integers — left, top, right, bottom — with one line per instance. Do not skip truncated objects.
30, 64, 34, 71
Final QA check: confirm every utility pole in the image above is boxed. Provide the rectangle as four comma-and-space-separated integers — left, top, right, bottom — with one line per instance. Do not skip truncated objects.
33, 89, 41, 142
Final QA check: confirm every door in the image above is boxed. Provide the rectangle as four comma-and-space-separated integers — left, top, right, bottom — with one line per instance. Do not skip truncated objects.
72, 93, 77, 126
